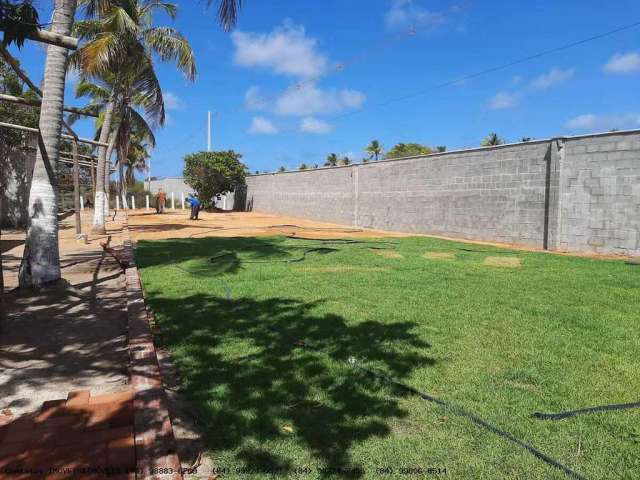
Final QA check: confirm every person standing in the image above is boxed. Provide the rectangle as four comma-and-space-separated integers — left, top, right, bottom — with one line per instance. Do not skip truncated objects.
186, 193, 202, 220
156, 188, 167, 213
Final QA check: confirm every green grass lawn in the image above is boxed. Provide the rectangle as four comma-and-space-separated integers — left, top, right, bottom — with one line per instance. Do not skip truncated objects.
136, 235, 640, 479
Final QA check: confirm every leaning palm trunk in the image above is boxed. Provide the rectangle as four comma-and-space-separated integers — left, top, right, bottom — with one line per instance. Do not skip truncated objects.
19, 0, 77, 287
105, 123, 119, 212
91, 94, 116, 233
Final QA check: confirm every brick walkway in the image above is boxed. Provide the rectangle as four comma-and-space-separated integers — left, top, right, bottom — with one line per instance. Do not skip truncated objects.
1, 212, 182, 479
0, 390, 135, 479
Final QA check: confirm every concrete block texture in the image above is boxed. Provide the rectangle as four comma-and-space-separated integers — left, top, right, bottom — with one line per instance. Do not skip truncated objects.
235, 131, 640, 256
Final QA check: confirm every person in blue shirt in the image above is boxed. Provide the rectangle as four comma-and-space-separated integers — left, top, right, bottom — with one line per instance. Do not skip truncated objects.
186, 193, 202, 220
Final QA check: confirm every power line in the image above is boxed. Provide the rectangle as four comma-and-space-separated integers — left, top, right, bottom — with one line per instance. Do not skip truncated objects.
330, 19, 640, 121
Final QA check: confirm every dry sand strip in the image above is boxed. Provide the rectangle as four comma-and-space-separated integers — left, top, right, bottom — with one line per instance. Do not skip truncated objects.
423, 251, 456, 260
371, 249, 404, 259
484, 256, 522, 268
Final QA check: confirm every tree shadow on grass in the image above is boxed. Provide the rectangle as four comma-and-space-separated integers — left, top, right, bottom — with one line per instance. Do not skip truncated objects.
148, 293, 434, 477
137, 236, 338, 277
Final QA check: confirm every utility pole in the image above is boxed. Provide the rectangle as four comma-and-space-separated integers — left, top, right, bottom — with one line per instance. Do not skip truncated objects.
207, 110, 212, 151
147, 157, 151, 192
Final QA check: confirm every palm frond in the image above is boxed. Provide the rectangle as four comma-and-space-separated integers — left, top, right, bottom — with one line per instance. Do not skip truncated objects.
210, 0, 242, 32
142, 27, 196, 81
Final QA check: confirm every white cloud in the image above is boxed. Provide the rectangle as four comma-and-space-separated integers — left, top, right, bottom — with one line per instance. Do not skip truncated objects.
274, 82, 365, 116
231, 23, 327, 78
565, 113, 640, 131
385, 0, 447, 30
245, 86, 268, 110
529, 67, 574, 90
487, 91, 519, 110
248, 116, 279, 134
163, 92, 184, 110
300, 117, 333, 134
603, 52, 640, 74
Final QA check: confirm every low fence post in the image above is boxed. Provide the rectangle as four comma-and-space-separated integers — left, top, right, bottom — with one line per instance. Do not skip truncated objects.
146, 195, 149, 211
171, 192, 175, 209
116, 195, 120, 210
181, 192, 185, 209
80, 195, 84, 211
131, 196, 135, 210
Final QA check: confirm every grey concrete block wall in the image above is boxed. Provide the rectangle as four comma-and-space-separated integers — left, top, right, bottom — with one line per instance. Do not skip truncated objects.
558, 132, 640, 255
236, 130, 640, 256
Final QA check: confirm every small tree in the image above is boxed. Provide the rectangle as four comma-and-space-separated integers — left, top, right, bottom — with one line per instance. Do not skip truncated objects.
436, 145, 446, 152
324, 153, 338, 167
385, 142, 432, 159
338, 156, 350, 166
299, 163, 308, 170
183, 150, 246, 207
278, 166, 286, 172
520, 137, 532, 142
481, 133, 505, 146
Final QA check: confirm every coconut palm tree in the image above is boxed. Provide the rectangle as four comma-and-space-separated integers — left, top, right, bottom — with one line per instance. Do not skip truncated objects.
124, 131, 152, 185
69, 72, 158, 207
365, 139, 383, 161
18, 0, 77, 287
481, 133, 505, 147
72, 0, 196, 232
324, 153, 338, 167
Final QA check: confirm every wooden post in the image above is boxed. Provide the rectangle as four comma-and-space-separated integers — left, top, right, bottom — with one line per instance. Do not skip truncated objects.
146, 195, 149, 211
131, 196, 135, 210
181, 192, 185, 209
80, 195, 84, 210
171, 192, 175, 209
73, 139, 81, 235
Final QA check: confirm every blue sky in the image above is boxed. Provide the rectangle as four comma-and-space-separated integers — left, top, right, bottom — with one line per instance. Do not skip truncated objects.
9, 0, 640, 177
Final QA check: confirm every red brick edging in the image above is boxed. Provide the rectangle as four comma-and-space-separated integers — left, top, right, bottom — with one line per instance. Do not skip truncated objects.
121, 215, 183, 480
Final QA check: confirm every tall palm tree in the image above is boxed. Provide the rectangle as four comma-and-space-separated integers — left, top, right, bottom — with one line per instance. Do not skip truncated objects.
69, 74, 157, 207
324, 153, 338, 167
18, 0, 77, 287
72, 0, 196, 232
364, 139, 383, 161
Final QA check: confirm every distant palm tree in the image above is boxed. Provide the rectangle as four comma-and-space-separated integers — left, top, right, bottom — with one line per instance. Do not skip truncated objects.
520, 137, 532, 142
365, 139, 383, 161
299, 163, 308, 170
278, 166, 286, 172
481, 133, 505, 147
19, 0, 76, 287
338, 156, 350, 166
324, 153, 338, 166
124, 131, 152, 185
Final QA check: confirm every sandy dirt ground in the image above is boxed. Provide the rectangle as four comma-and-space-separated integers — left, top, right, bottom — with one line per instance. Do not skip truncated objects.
1, 211, 130, 415
127, 209, 406, 241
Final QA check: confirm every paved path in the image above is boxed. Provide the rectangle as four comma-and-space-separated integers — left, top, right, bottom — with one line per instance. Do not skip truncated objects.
1, 211, 129, 416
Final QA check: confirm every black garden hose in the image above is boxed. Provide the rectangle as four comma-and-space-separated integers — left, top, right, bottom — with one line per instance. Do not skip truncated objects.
533, 401, 640, 421
295, 338, 586, 480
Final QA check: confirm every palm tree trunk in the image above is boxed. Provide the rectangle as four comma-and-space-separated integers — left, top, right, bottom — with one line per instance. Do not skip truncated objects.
91, 93, 116, 233
18, 0, 77, 287
105, 123, 119, 212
